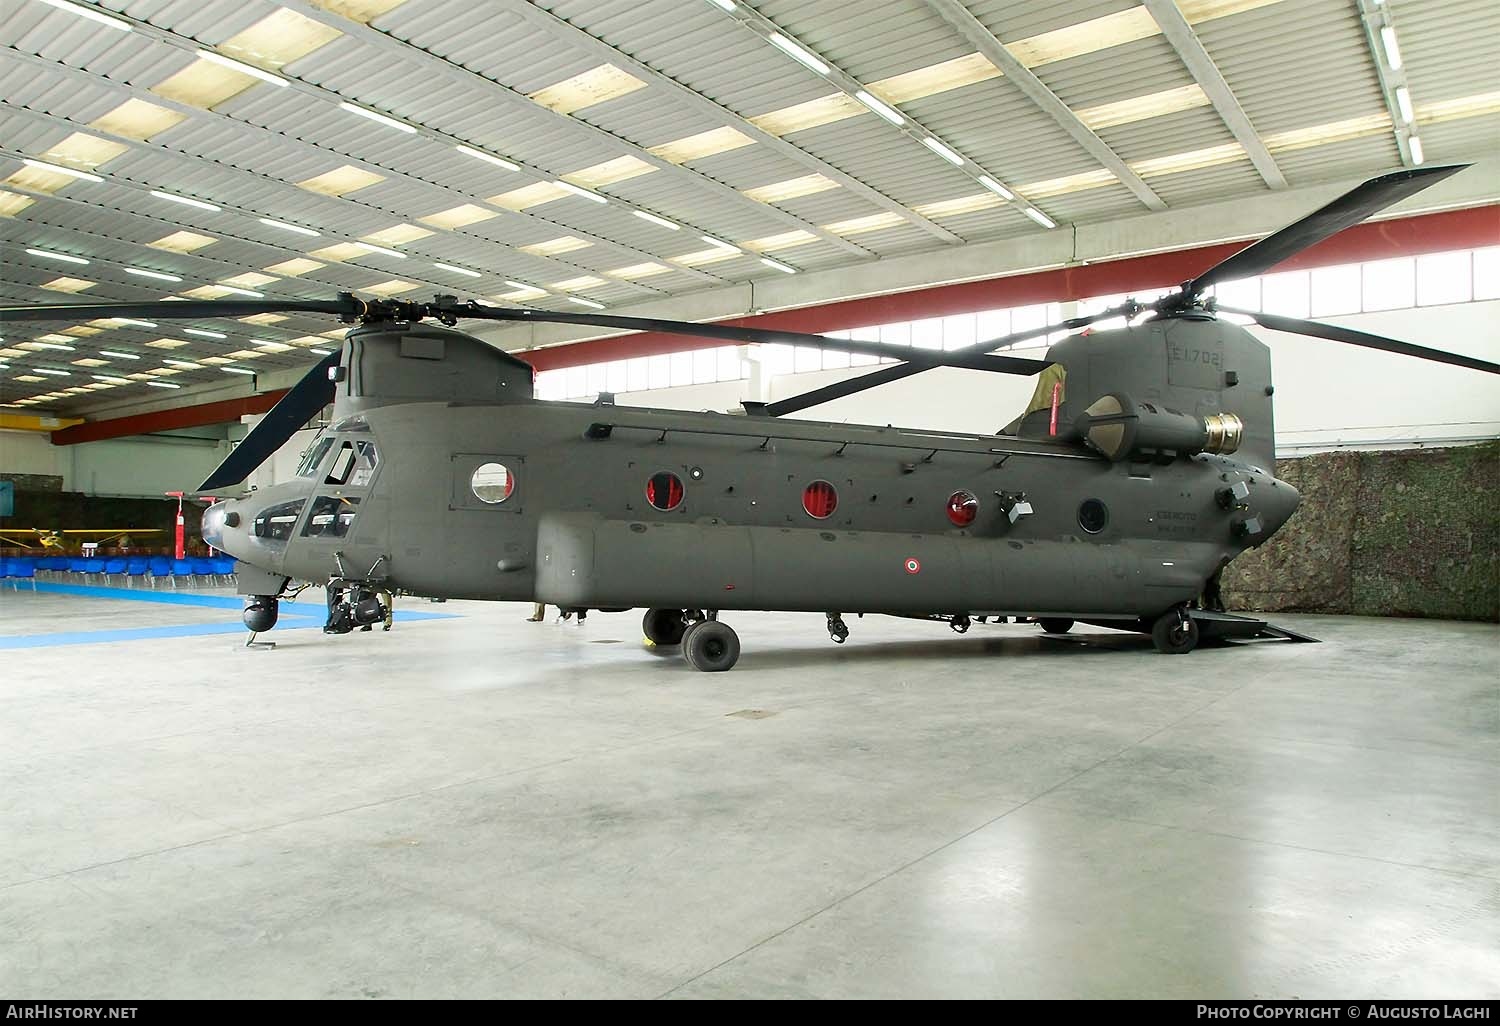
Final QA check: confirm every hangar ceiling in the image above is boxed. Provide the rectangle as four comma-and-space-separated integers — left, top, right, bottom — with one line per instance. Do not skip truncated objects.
1, 0, 1497, 418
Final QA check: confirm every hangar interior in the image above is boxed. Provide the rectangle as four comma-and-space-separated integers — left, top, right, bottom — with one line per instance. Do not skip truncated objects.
2, 0, 1498, 1001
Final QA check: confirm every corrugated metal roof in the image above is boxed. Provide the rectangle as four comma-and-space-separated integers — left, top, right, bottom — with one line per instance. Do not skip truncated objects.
3, 0, 1495, 416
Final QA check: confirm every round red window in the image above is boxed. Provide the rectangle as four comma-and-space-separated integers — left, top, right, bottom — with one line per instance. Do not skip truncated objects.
646, 471, 684, 511
946, 490, 979, 527
802, 480, 838, 519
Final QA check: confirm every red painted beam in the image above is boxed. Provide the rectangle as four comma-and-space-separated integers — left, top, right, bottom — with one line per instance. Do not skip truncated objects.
51, 390, 287, 445
526, 206, 1500, 372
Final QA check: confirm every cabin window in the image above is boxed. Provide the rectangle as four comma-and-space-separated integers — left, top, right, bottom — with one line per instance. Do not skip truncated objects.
325, 442, 356, 485
946, 491, 979, 527
348, 441, 379, 487
471, 462, 515, 504
802, 480, 838, 519
1079, 498, 1109, 534
302, 495, 361, 538
646, 471, 684, 511
296, 436, 334, 478
252, 499, 306, 543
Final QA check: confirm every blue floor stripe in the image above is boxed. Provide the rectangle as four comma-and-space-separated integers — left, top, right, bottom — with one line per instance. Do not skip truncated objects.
2, 582, 457, 648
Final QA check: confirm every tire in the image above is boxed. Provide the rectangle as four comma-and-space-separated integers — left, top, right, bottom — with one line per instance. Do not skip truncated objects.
1151, 611, 1200, 654
683, 619, 740, 672
642, 608, 687, 646
1038, 618, 1074, 634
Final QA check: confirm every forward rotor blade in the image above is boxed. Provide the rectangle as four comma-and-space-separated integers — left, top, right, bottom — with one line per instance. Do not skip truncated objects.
0, 299, 354, 324
197, 350, 342, 492
764, 305, 1130, 417
1222, 307, 1500, 375
459, 306, 1050, 376
1186, 164, 1468, 296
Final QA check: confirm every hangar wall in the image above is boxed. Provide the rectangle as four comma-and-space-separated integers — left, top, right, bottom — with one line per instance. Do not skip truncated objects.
0, 429, 230, 498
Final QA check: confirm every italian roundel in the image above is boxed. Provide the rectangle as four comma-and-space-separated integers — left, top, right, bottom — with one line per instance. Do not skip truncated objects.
904, 558, 921, 574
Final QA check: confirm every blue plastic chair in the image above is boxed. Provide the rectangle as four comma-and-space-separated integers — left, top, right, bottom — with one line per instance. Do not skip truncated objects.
68, 557, 88, 581
125, 558, 150, 587
83, 557, 106, 584
7, 558, 36, 590
103, 557, 127, 585
171, 558, 194, 588
148, 556, 173, 588
211, 557, 237, 584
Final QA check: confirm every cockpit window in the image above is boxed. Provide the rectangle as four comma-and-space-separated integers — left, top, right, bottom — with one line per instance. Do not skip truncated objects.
252, 499, 306, 543
324, 440, 379, 487
297, 436, 334, 478
302, 495, 361, 538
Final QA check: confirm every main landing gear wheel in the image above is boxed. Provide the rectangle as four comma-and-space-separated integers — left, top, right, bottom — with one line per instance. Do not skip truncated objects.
1151, 609, 1200, 654
642, 608, 688, 646
1038, 618, 1074, 634
683, 619, 740, 672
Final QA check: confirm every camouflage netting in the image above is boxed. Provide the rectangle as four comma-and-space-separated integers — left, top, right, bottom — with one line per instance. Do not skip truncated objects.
1222, 442, 1499, 622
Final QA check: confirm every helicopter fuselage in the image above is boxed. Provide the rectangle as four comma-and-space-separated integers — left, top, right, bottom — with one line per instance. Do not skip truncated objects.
202, 396, 1299, 624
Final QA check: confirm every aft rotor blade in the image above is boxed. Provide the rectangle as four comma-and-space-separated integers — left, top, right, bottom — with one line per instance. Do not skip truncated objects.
764, 305, 1130, 417
0, 298, 354, 324
1222, 307, 1500, 375
1186, 165, 1468, 296
197, 350, 342, 492
458, 305, 1050, 376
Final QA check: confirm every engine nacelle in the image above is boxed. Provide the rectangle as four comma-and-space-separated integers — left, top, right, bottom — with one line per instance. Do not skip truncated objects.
1076, 393, 1243, 462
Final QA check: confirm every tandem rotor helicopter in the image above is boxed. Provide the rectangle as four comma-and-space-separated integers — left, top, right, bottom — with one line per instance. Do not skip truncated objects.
4, 165, 1496, 670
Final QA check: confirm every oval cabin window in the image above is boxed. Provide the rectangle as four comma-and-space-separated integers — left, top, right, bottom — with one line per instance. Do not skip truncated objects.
946, 490, 979, 528
646, 471, 684, 511
802, 480, 838, 519
471, 462, 515, 504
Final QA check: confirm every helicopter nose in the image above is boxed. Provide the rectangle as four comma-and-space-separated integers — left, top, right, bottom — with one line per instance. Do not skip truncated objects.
201, 500, 233, 550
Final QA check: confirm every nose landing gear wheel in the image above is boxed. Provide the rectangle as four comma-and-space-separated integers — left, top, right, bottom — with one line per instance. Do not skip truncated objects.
683, 619, 740, 672
1151, 609, 1200, 654
643, 607, 688, 646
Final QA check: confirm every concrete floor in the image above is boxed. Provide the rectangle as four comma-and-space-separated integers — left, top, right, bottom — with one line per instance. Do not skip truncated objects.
1, 583, 1497, 999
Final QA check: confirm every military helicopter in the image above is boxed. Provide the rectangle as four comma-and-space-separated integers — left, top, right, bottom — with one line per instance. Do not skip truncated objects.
4, 165, 1495, 670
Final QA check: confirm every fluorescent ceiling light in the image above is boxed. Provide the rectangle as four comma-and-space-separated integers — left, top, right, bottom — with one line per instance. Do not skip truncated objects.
922, 138, 964, 165
198, 50, 288, 87
106, 319, 156, 329
92, 375, 131, 383
705, 0, 736, 10
633, 210, 679, 230
1023, 207, 1057, 229
700, 235, 741, 252
164, 359, 201, 368
259, 218, 320, 237
218, 286, 264, 298
149, 190, 220, 212
854, 90, 903, 125
977, 175, 1014, 200
184, 328, 227, 339
1380, 25, 1402, 70
761, 257, 796, 274
100, 350, 140, 359
569, 297, 605, 309
768, 33, 828, 75
505, 281, 544, 292
554, 180, 608, 203
306, 348, 333, 356
1395, 86, 1414, 124
36, 0, 131, 32
22, 158, 102, 183
26, 248, 89, 265
455, 145, 518, 171
339, 102, 416, 134
353, 241, 405, 259
28, 341, 75, 351
434, 262, 481, 277
222, 366, 257, 375
146, 381, 181, 388
35, 368, 71, 376
1408, 135, 1424, 165
125, 267, 182, 282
